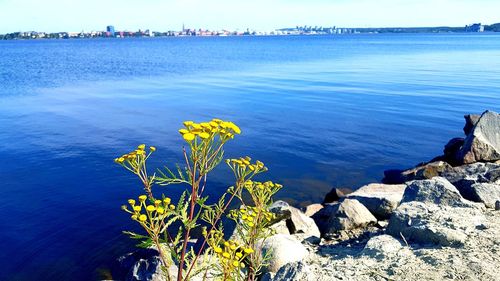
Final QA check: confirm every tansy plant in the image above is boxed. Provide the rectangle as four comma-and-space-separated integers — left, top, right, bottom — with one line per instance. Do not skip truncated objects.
115, 119, 283, 281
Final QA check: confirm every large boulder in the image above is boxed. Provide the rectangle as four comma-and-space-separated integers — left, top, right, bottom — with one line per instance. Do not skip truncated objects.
387, 202, 480, 247
463, 114, 481, 136
401, 177, 475, 208
313, 199, 377, 237
269, 201, 320, 240
457, 110, 500, 164
260, 262, 314, 281
260, 234, 308, 273
387, 177, 486, 247
383, 161, 452, 184
346, 183, 406, 219
441, 162, 500, 201
469, 183, 500, 208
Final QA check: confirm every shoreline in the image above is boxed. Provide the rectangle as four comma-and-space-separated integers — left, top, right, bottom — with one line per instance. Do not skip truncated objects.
115, 110, 500, 280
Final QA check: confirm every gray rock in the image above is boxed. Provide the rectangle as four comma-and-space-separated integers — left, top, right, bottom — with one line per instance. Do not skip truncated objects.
361, 234, 403, 259
303, 203, 323, 217
470, 183, 500, 208
383, 161, 452, 184
346, 183, 406, 219
401, 177, 474, 208
270, 220, 291, 235
261, 262, 314, 281
444, 137, 465, 165
387, 201, 484, 247
322, 187, 345, 204
313, 199, 377, 237
457, 110, 500, 164
441, 162, 500, 201
463, 114, 481, 136
269, 201, 293, 221
269, 201, 320, 239
260, 234, 308, 273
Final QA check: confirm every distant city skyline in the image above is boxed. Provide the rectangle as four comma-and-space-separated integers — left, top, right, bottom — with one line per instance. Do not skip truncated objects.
0, 0, 499, 33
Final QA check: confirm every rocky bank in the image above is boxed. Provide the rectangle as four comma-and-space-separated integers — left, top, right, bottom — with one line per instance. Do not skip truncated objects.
117, 110, 500, 281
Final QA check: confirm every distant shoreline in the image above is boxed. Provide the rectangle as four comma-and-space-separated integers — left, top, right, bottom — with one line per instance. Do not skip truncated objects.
2, 23, 499, 40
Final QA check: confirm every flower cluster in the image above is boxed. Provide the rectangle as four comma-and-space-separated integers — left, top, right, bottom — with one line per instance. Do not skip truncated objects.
243, 180, 283, 207
114, 144, 156, 173
179, 119, 241, 143
122, 194, 175, 232
229, 206, 275, 228
226, 157, 267, 182
205, 230, 254, 275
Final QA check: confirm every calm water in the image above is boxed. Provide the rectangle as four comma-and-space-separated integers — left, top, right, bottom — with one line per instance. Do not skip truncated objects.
1, 34, 499, 280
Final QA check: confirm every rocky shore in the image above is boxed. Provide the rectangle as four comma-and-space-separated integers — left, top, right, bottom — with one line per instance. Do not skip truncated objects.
117, 110, 500, 281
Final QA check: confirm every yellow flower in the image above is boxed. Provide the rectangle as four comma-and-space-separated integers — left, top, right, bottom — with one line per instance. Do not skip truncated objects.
128, 199, 136, 206
138, 195, 147, 202
235, 252, 243, 258
131, 215, 138, 220
209, 121, 218, 127
199, 132, 210, 139
179, 129, 189, 134
133, 206, 141, 212
192, 123, 202, 130
222, 252, 230, 259
157, 207, 165, 214
240, 262, 245, 268
247, 221, 254, 227
244, 248, 254, 254
183, 133, 195, 141
146, 205, 155, 212
169, 204, 175, 210
139, 214, 147, 222
149, 146, 156, 152
163, 197, 171, 205
154, 200, 161, 206
214, 247, 222, 253
117, 157, 125, 163
183, 121, 194, 127
137, 144, 146, 150
232, 260, 240, 267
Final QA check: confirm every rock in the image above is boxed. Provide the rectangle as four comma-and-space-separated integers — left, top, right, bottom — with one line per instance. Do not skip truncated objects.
270, 220, 291, 235
387, 201, 483, 247
441, 162, 500, 201
313, 199, 377, 237
443, 137, 465, 165
382, 169, 406, 184
260, 234, 308, 273
269, 201, 320, 239
383, 161, 452, 184
346, 183, 406, 219
463, 114, 481, 136
457, 110, 500, 164
269, 201, 292, 221
469, 183, 500, 208
322, 187, 345, 204
387, 177, 487, 247
118, 247, 176, 281
303, 203, 323, 217
261, 262, 314, 281
361, 234, 403, 259
496, 201, 500, 210
401, 177, 474, 208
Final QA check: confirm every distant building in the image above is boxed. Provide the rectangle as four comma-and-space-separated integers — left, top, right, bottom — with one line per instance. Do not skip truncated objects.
465, 23, 484, 32
106, 25, 115, 36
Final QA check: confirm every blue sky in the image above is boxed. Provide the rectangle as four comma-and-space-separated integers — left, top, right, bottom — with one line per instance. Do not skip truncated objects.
0, 0, 499, 33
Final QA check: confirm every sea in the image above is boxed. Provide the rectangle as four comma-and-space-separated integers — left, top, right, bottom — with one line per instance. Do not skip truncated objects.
0, 34, 499, 280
